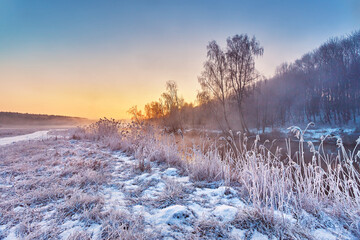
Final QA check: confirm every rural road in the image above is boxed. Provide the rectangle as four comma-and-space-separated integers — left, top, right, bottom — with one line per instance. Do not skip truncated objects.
0, 130, 50, 146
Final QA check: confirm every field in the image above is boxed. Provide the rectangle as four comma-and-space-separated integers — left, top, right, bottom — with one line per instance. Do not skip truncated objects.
0, 121, 359, 240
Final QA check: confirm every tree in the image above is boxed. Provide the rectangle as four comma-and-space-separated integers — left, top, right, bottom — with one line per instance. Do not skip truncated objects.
144, 101, 164, 120
161, 81, 184, 115
226, 34, 264, 132
198, 40, 231, 131
127, 106, 144, 124
161, 81, 184, 131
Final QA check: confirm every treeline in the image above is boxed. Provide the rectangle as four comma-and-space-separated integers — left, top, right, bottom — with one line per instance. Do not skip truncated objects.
0, 112, 89, 126
249, 31, 360, 128
129, 31, 360, 132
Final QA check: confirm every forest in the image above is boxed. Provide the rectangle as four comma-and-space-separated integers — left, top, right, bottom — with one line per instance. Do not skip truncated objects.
0, 112, 88, 126
131, 31, 360, 133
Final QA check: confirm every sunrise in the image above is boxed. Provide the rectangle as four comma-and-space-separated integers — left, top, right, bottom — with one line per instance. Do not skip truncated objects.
1, 1, 360, 239
1, 0, 358, 119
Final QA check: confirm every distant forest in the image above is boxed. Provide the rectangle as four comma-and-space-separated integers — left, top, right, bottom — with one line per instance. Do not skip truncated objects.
130, 31, 360, 132
249, 31, 360, 129
0, 112, 88, 126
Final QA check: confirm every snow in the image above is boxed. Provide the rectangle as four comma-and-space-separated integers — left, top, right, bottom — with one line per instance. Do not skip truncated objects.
251, 230, 269, 240
163, 168, 178, 176
4, 227, 17, 240
313, 229, 337, 240
151, 205, 193, 226
193, 186, 244, 207
60, 224, 82, 239
212, 205, 238, 222
87, 224, 101, 239
188, 203, 211, 218
1, 132, 357, 240
103, 187, 126, 210
0, 130, 49, 146
132, 204, 146, 214
273, 210, 296, 224
12, 206, 24, 213
142, 182, 166, 199
231, 228, 246, 239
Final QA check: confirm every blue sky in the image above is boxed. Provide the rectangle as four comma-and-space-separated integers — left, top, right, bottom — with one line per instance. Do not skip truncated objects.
0, 0, 359, 118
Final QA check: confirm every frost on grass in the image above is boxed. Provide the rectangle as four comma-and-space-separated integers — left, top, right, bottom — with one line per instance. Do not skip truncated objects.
0, 137, 152, 239
1, 120, 360, 239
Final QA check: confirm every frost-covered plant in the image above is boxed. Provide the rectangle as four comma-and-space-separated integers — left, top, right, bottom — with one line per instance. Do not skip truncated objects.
88, 118, 122, 139
74, 120, 360, 236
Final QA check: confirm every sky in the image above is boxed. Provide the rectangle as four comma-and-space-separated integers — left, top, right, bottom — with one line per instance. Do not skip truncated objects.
0, 0, 359, 119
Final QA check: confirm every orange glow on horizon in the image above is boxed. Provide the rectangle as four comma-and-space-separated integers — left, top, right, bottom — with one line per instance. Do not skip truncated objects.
0, 51, 200, 120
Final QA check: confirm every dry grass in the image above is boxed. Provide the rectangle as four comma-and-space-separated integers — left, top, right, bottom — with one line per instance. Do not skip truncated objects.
100, 210, 150, 240
73, 119, 360, 238
0, 137, 136, 239
153, 179, 188, 208
231, 208, 312, 240
191, 217, 231, 239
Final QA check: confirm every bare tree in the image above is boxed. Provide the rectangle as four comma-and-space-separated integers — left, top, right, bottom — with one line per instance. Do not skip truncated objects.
161, 81, 184, 131
161, 81, 183, 114
127, 106, 144, 124
198, 41, 231, 131
226, 34, 264, 132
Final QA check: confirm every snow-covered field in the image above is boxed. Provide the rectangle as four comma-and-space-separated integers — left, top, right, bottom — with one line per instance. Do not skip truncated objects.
0, 129, 358, 239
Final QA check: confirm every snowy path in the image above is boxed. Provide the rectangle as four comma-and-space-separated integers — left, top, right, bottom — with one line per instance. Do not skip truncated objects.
0, 130, 49, 146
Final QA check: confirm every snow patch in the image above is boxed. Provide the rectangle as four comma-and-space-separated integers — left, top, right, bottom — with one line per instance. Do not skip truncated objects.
212, 205, 238, 222
87, 224, 101, 239
252, 230, 269, 240
4, 226, 16, 240
312, 229, 337, 240
142, 182, 166, 199
163, 168, 178, 176
151, 205, 193, 226
231, 228, 246, 239
188, 203, 211, 218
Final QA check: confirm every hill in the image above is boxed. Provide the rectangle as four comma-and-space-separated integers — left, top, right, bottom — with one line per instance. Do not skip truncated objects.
0, 112, 90, 126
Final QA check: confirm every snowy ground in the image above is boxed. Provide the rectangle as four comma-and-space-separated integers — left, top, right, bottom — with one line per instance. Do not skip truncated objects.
0, 130, 356, 239
0, 130, 50, 146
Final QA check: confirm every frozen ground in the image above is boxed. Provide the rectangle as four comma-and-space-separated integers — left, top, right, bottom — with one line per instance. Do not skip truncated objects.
0, 130, 356, 239
0, 130, 49, 146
